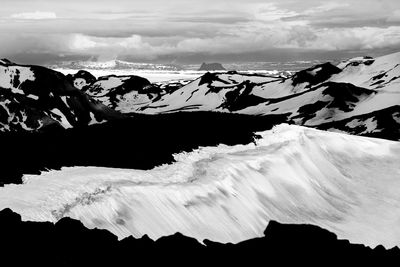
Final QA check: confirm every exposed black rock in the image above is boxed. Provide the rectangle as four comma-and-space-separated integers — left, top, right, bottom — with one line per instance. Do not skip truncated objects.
66, 70, 97, 90
316, 105, 400, 141
198, 62, 226, 71
217, 80, 267, 111
369, 64, 400, 87
83, 75, 156, 109
0, 60, 122, 132
153, 79, 192, 94
291, 82, 376, 124
292, 100, 329, 124
199, 72, 231, 88
0, 208, 398, 267
89, 75, 151, 96
292, 62, 342, 87
321, 82, 376, 111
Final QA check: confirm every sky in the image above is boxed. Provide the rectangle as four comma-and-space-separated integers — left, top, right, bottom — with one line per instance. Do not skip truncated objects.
1, 0, 400, 64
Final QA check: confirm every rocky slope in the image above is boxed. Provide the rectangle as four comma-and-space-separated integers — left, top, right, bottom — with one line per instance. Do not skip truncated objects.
0, 59, 121, 132
1, 53, 400, 261
2, 52, 398, 140
65, 53, 400, 140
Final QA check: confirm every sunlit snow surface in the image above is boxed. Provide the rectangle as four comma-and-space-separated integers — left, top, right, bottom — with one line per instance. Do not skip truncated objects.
1, 124, 400, 247
54, 68, 284, 83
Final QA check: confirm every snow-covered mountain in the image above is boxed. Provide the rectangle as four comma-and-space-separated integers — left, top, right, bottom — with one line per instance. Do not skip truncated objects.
2, 51, 399, 138
0, 59, 121, 132
67, 52, 400, 140
1, 124, 399, 248
2, 52, 400, 257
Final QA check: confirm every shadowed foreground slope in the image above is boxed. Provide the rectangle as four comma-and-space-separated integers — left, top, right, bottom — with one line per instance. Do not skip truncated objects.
0, 208, 398, 267
0, 112, 287, 185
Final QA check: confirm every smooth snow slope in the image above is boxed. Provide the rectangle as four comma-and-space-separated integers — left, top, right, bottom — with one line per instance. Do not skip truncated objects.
1, 124, 400, 247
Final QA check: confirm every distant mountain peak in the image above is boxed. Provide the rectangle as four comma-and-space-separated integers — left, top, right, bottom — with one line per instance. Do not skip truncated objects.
198, 62, 226, 71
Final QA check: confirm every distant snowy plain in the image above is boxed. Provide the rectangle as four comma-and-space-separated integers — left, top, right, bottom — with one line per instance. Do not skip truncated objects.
55, 68, 205, 83
55, 69, 285, 83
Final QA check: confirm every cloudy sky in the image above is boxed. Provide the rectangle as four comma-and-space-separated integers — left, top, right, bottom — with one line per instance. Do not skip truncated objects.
1, 0, 400, 64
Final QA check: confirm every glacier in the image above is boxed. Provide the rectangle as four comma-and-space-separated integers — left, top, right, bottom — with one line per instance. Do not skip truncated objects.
0, 124, 400, 247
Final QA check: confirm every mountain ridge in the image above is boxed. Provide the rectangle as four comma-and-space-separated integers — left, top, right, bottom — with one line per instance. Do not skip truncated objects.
0, 59, 122, 132
2, 51, 399, 139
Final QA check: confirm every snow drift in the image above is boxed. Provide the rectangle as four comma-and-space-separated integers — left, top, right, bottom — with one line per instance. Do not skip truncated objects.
1, 124, 399, 248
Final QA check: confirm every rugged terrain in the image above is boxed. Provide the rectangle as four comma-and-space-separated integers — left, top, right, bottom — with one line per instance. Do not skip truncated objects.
65, 53, 400, 140
1, 52, 400, 263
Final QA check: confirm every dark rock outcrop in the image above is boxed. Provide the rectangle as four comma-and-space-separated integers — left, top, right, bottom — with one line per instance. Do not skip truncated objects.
86, 75, 152, 108
66, 70, 97, 90
292, 62, 342, 87
316, 105, 400, 140
198, 62, 226, 71
0, 60, 121, 132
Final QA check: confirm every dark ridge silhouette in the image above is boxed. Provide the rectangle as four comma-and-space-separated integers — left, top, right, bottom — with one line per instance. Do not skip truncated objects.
0, 208, 398, 267
0, 112, 288, 186
198, 62, 226, 71
292, 62, 342, 87
321, 82, 376, 111
66, 70, 97, 90
217, 80, 267, 111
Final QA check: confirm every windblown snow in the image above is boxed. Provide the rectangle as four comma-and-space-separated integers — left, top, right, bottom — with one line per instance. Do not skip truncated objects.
0, 124, 400, 248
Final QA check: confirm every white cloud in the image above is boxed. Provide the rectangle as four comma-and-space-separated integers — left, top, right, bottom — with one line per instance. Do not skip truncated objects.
1, 0, 400, 62
10, 11, 57, 20
303, 26, 400, 50
2, 23, 399, 62
69, 34, 100, 50
252, 3, 298, 21
65, 34, 169, 60
304, 2, 350, 14
388, 9, 400, 22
